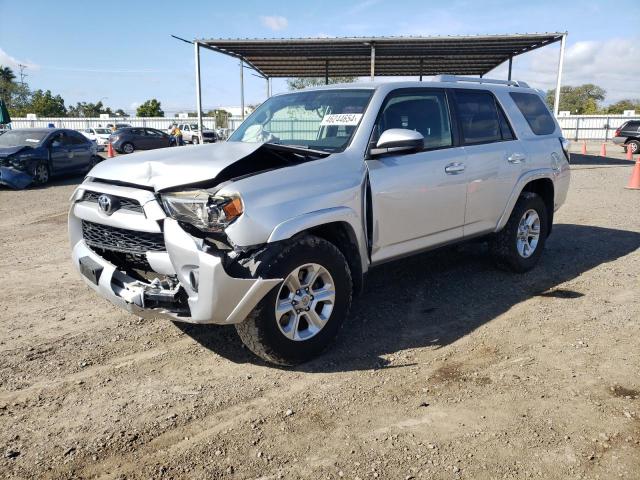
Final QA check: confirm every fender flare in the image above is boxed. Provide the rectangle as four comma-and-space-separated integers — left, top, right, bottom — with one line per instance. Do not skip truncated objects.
267, 206, 362, 243
495, 168, 556, 232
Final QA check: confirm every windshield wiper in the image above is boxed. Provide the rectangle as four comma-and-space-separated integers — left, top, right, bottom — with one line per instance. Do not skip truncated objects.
263, 142, 330, 157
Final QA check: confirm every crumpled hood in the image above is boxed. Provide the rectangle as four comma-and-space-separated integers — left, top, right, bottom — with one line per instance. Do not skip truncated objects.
88, 142, 262, 191
0, 146, 31, 159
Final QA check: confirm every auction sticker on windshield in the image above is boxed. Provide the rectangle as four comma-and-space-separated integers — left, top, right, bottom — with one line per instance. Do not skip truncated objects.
320, 113, 363, 126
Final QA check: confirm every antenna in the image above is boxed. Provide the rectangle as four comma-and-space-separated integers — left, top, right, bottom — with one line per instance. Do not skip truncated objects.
17, 64, 28, 86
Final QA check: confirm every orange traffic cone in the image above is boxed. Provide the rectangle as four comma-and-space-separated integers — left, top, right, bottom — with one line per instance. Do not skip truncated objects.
581, 141, 587, 155
107, 142, 115, 158
626, 144, 633, 161
626, 156, 640, 190
600, 143, 607, 157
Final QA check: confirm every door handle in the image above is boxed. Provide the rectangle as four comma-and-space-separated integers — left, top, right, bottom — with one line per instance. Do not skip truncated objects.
444, 162, 465, 174
507, 153, 526, 164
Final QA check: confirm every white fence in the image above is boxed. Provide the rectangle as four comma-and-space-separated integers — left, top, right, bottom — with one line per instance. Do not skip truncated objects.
8, 115, 640, 141
556, 115, 640, 141
8, 116, 246, 131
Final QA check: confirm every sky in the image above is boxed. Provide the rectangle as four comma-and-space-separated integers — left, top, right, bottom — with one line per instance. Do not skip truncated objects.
0, 0, 638, 116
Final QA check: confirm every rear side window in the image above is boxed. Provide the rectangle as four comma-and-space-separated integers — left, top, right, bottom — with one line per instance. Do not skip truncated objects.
454, 91, 501, 144
509, 92, 556, 135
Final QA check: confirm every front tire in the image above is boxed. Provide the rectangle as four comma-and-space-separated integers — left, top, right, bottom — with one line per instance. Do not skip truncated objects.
34, 162, 50, 185
491, 192, 548, 273
192, 136, 199, 145
235, 235, 352, 366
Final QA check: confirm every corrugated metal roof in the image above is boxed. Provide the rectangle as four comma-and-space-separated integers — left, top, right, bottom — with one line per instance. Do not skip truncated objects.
196, 33, 565, 78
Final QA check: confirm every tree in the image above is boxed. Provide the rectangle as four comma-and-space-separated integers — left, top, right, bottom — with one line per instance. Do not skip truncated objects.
136, 99, 164, 117
0, 65, 17, 105
29, 89, 67, 117
605, 99, 640, 114
287, 77, 358, 90
546, 84, 606, 114
68, 100, 113, 117
114, 109, 129, 117
206, 109, 232, 128
0, 66, 16, 83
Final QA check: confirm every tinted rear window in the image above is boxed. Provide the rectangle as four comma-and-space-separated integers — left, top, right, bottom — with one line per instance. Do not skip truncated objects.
509, 92, 556, 135
454, 91, 501, 144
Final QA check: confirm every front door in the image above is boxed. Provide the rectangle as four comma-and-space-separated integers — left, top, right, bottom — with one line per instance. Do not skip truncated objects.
365, 89, 467, 264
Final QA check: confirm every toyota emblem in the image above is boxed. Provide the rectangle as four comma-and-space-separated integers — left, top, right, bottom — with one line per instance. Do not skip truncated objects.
97, 194, 116, 215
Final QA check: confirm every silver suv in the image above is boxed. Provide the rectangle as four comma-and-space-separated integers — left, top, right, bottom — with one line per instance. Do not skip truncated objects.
69, 77, 570, 365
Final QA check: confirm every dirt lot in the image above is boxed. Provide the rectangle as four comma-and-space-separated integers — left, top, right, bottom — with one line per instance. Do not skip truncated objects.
1, 154, 639, 480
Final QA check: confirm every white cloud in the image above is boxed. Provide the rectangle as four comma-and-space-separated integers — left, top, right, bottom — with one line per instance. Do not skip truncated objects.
490, 37, 640, 103
260, 15, 288, 31
0, 47, 39, 71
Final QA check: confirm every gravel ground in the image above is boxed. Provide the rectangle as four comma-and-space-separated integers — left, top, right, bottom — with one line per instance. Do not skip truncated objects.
0, 155, 638, 480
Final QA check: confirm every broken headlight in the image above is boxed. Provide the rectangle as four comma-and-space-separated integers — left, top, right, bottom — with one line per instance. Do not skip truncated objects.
160, 190, 243, 233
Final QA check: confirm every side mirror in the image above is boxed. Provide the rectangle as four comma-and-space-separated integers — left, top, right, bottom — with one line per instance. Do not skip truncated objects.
370, 128, 424, 156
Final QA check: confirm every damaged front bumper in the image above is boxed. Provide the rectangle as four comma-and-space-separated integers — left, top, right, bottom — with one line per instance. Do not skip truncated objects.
0, 166, 34, 189
69, 183, 282, 324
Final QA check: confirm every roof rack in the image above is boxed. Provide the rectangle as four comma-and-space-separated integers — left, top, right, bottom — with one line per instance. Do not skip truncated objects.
434, 75, 530, 88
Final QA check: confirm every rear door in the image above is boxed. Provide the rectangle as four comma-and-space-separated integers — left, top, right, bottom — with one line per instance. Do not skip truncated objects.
451, 89, 524, 237
129, 128, 148, 149
65, 130, 92, 170
366, 88, 467, 264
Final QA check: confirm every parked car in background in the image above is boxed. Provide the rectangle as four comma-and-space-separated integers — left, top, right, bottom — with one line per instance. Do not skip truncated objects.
106, 123, 131, 131
177, 123, 218, 144
81, 127, 112, 151
0, 128, 99, 188
69, 78, 570, 365
109, 127, 172, 154
612, 120, 640, 154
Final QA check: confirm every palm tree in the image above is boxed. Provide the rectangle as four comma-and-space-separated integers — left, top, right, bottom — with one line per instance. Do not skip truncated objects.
0, 66, 16, 84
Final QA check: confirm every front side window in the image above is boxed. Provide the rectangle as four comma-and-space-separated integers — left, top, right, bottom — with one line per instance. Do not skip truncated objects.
229, 89, 373, 152
509, 92, 556, 136
454, 90, 501, 144
374, 90, 453, 149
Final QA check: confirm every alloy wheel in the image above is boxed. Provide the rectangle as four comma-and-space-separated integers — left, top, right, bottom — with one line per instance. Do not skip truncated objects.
274, 263, 336, 341
516, 209, 541, 258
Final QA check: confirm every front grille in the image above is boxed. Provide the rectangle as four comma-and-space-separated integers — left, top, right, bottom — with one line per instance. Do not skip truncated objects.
82, 191, 144, 213
82, 220, 165, 254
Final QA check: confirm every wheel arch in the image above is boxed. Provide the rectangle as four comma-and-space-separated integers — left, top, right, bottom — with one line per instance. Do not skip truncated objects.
521, 178, 554, 235
267, 207, 367, 295
496, 170, 556, 235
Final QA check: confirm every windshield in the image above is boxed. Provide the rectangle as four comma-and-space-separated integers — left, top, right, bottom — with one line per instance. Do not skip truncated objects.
94, 128, 111, 134
0, 130, 49, 147
228, 89, 373, 152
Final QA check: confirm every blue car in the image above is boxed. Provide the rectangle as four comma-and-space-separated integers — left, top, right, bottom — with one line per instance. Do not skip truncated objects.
0, 128, 100, 189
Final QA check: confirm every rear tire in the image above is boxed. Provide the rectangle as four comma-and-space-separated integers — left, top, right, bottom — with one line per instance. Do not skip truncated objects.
626, 140, 639, 154
122, 142, 134, 154
235, 235, 352, 366
491, 192, 548, 273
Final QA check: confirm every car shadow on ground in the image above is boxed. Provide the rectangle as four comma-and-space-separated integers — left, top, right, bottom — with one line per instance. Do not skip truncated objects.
176, 224, 640, 372
570, 153, 634, 166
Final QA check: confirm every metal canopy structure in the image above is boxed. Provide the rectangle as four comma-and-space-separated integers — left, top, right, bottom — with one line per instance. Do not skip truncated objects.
196, 33, 565, 79
184, 33, 567, 138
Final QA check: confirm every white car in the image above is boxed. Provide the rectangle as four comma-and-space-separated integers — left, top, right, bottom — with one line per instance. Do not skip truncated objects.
81, 128, 112, 151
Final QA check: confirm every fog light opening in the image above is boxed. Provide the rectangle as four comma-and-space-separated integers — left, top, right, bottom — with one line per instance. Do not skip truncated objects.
188, 269, 199, 292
